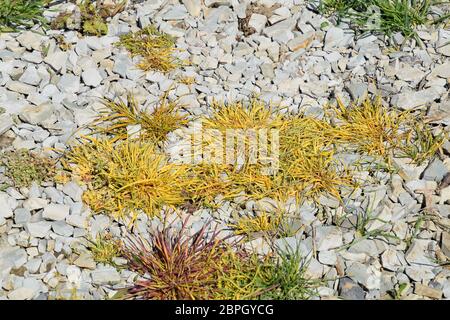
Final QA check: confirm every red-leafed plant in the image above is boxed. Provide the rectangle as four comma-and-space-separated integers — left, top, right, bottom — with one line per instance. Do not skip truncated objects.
121, 218, 236, 300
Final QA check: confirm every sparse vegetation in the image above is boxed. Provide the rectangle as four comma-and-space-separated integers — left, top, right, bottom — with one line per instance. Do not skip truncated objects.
314, 0, 450, 42
88, 232, 122, 265
1, 149, 55, 188
0, 0, 49, 32
116, 25, 181, 72
51, 0, 127, 36
216, 247, 319, 300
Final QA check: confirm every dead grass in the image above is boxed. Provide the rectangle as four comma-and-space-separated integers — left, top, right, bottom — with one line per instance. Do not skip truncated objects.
91, 94, 188, 144
116, 25, 181, 73
62, 137, 191, 222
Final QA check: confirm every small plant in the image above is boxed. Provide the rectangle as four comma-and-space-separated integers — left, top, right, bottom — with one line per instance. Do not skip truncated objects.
0, 0, 48, 32
62, 138, 191, 221
229, 211, 283, 236
116, 25, 181, 72
1, 149, 55, 188
216, 247, 319, 300
88, 232, 122, 265
51, 0, 127, 35
314, 0, 449, 42
91, 94, 188, 144
398, 122, 445, 165
329, 97, 410, 159
121, 219, 236, 300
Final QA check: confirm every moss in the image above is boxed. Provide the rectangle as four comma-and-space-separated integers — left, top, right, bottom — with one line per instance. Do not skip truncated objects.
0, 149, 55, 188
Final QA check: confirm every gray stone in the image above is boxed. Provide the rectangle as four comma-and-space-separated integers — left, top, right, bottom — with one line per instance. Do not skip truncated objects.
44, 51, 68, 72
26, 221, 52, 238
91, 266, 121, 284
42, 204, 70, 221
57, 74, 80, 94
442, 232, 450, 258
396, 64, 425, 82
7, 287, 36, 300
6, 81, 36, 95
431, 62, 450, 78
62, 182, 83, 202
0, 193, 14, 218
18, 103, 54, 125
182, 0, 201, 17
422, 159, 448, 183
19, 66, 41, 86
339, 277, 366, 300
52, 221, 74, 237
348, 239, 379, 257
163, 5, 188, 20
381, 249, 402, 271
82, 68, 103, 87
0, 246, 27, 277
14, 208, 31, 224
346, 262, 381, 290
23, 197, 48, 210
393, 86, 446, 110
405, 265, 435, 281
318, 250, 337, 265
74, 253, 96, 270
16, 31, 43, 51
248, 14, 267, 33
314, 226, 343, 251
346, 82, 368, 101
66, 215, 87, 228
405, 239, 437, 266
0, 113, 13, 135
324, 27, 352, 50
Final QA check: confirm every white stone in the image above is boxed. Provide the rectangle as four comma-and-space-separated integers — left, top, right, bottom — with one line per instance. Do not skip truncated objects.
42, 204, 70, 221
18, 103, 55, 125
26, 221, 52, 238
0, 193, 14, 218
248, 14, 268, 33
82, 68, 103, 87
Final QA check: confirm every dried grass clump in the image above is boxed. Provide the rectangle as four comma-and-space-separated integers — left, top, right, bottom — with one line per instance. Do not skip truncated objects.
116, 25, 180, 72
279, 116, 355, 201
228, 211, 284, 236
0, 149, 55, 188
327, 97, 445, 165
91, 94, 188, 144
121, 219, 235, 300
62, 137, 190, 221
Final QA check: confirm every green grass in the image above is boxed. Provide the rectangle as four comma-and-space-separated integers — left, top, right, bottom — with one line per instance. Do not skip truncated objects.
314, 0, 449, 42
0, 0, 49, 32
216, 246, 320, 300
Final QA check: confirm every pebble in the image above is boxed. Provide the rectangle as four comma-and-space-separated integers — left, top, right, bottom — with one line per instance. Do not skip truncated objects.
82, 68, 103, 87
42, 204, 70, 221
26, 221, 52, 238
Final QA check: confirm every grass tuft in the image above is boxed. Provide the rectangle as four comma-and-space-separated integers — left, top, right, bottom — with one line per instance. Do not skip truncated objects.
116, 25, 181, 73
0, 0, 48, 32
88, 232, 122, 265
62, 138, 191, 222
216, 247, 319, 300
91, 94, 188, 144
314, 0, 449, 41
